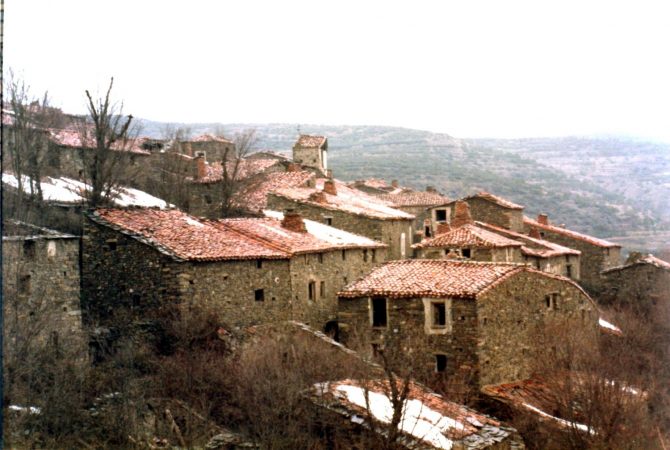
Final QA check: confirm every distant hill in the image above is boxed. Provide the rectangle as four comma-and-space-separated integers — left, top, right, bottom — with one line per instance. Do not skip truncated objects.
137, 119, 670, 251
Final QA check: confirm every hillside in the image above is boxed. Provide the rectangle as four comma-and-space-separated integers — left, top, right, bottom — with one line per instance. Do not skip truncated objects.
138, 119, 670, 251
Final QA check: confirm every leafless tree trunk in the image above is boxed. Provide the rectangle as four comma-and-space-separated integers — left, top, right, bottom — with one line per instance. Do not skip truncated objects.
220, 129, 256, 217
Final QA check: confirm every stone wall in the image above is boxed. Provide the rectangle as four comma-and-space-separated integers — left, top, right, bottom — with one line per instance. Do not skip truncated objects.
524, 253, 581, 281
267, 193, 412, 260
447, 198, 524, 232
601, 264, 670, 316
477, 271, 598, 386
289, 247, 385, 330
293, 146, 325, 173
3, 235, 86, 357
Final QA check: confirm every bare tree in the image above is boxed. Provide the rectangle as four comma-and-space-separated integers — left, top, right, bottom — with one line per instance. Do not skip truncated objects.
219, 128, 256, 217
79, 77, 140, 208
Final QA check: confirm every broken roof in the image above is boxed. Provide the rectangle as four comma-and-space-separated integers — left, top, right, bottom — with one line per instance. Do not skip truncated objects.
233, 170, 315, 213
476, 221, 580, 258
523, 216, 621, 248
602, 254, 670, 273
188, 158, 282, 184
272, 178, 415, 221
376, 191, 450, 207
413, 224, 523, 249
295, 134, 327, 148
309, 379, 517, 450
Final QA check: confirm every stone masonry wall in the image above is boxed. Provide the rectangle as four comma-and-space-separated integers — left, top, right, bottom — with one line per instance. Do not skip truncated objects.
601, 264, 670, 315
460, 198, 524, 232
289, 247, 385, 330
477, 271, 598, 387
3, 236, 86, 357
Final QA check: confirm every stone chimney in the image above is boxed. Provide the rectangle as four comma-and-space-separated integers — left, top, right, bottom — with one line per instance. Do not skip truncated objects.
537, 213, 549, 225
309, 191, 328, 204
323, 180, 337, 196
287, 162, 301, 172
451, 201, 474, 228
436, 223, 451, 235
625, 251, 644, 264
391, 180, 399, 188
529, 227, 541, 239
194, 154, 207, 180
426, 186, 436, 193
281, 210, 307, 233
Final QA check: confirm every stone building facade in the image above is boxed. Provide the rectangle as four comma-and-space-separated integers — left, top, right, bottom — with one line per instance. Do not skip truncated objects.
375, 188, 450, 242
600, 253, 670, 315
292, 134, 328, 175
523, 214, 621, 294
337, 260, 598, 393
2, 222, 86, 358
430, 192, 525, 234
82, 208, 385, 332
267, 178, 415, 260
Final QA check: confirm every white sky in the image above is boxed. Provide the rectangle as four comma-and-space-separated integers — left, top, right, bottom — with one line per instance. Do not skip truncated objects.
5, 0, 670, 140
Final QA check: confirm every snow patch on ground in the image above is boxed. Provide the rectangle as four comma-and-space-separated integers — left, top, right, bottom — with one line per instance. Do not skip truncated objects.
599, 317, 622, 333
522, 403, 594, 434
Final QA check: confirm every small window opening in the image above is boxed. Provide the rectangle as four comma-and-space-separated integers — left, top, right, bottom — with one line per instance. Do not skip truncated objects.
435, 354, 448, 373
565, 264, 572, 278
371, 297, 387, 327
432, 302, 447, 327
106, 240, 117, 251
205, 195, 212, 204
132, 293, 141, 307
254, 289, 265, 302
318, 253, 324, 263
425, 226, 432, 237
363, 249, 368, 262
461, 248, 471, 258
435, 209, 447, 222
320, 281, 326, 298
308, 281, 316, 301
324, 217, 333, 226
545, 292, 559, 310
23, 241, 36, 259
343, 276, 348, 285
342, 250, 346, 260
371, 249, 377, 262
256, 259, 263, 269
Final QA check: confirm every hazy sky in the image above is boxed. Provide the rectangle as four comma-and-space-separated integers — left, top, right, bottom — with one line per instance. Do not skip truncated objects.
5, 1, 670, 140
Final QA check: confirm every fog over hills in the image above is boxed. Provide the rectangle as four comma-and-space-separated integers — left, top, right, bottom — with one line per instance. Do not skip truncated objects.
138, 119, 670, 252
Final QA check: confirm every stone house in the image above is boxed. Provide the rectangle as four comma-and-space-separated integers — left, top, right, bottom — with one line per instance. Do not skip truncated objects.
375, 188, 450, 242
292, 134, 328, 175
337, 260, 598, 392
177, 134, 235, 161
267, 178, 415, 260
307, 379, 525, 449
2, 221, 86, 358
523, 214, 621, 294
430, 192, 525, 234
82, 208, 385, 331
600, 253, 670, 314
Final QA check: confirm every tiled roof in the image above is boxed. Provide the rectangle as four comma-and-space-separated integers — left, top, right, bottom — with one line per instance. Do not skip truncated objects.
339, 260, 528, 299
187, 134, 234, 144
188, 159, 281, 184
295, 134, 326, 148
48, 128, 151, 154
602, 254, 670, 274
89, 208, 288, 262
233, 170, 315, 213
523, 217, 621, 248
273, 178, 415, 220
377, 191, 450, 207
213, 214, 384, 255
476, 222, 580, 258
413, 224, 522, 249
309, 379, 515, 449
440, 192, 524, 210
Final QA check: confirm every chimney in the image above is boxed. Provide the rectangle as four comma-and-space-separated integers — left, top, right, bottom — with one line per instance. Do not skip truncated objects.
281, 210, 307, 233
194, 154, 207, 180
323, 179, 337, 196
426, 186, 436, 193
436, 223, 451, 235
309, 191, 328, 204
183, 142, 193, 156
326, 169, 333, 178
537, 213, 549, 225
625, 252, 644, 264
529, 227, 541, 239
391, 180, 398, 188
287, 162, 301, 172
451, 201, 474, 228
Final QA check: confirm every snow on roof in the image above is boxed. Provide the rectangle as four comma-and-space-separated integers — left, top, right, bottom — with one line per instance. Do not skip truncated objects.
376, 191, 450, 207
3, 173, 169, 208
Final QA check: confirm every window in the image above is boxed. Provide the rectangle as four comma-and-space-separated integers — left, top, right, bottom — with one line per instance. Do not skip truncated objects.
435, 209, 447, 222
371, 297, 387, 327
363, 249, 368, 262
308, 281, 316, 301
318, 253, 324, 263
343, 276, 348, 285
432, 302, 447, 327
342, 250, 346, 260
132, 293, 141, 307
461, 248, 471, 258
106, 239, 117, 251
254, 289, 265, 302
205, 195, 212, 204
23, 241, 36, 259
425, 226, 432, 237
324, 217, 333, 226
435, 354, 448, 373
565, 264, 572, 278
256, 259, 263, 269
545, 292, 559, 310
320, 281, 326, 298
371, 249, 376, 262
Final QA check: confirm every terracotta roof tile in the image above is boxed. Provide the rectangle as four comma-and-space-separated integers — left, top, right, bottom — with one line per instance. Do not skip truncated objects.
189, 159, 281, 184
48, 128, 151, 154
295, 134, 326, 148
476, 222, 580, 258
89, 208, 288, 261
523, 217, 621, 248
273, 178, 415, 220
376, 191, 450, 207
233, 170, 315, 213
339, 260, 527, 299
187, 134, 234, 144
413, 224, 523, 249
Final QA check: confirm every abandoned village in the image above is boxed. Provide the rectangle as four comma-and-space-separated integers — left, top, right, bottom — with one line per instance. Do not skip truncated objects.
3, 101, 670, 450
